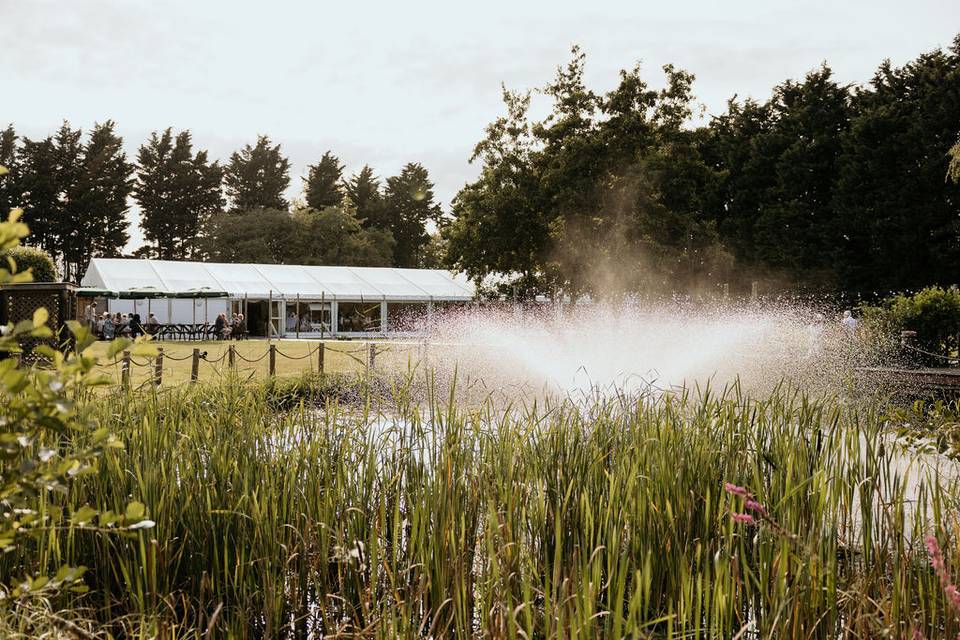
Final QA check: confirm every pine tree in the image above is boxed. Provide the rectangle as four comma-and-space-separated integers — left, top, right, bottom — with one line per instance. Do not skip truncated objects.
224, 135, 290, 211
834, 39, 960, 293
18, 135, 64, 258
382, 163, 441, 268
62, 121, 133, 279
51, 123, 84, 271
344, 165, 387, 228
304, 151, 344, 209
0, 125, 19, 215
135, 128, 224, 259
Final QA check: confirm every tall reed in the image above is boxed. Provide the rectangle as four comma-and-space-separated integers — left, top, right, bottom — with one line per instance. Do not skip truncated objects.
8, 374, 959, 638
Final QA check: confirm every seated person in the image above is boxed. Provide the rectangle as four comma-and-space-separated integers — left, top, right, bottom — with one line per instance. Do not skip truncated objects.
101, 314, 115, 340
234, 314, 246, 339
145, 313, 160, 334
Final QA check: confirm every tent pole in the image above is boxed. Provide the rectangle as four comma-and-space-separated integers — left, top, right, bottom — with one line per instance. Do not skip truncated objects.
296, 293, 300, 339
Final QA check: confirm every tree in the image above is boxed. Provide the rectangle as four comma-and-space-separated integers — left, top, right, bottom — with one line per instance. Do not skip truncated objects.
833, 38, 960, 293
0, 125, 18, 216
224, 135, 290, 212
17, 136, 64, 258
447, 50, 725, 299
291, 205, 394, 266
199, 206, 394, 267
304, 151, 344, 210
382, 163, 442, 268
135, 128, 223, 259
62, 121, 133, 279
199, 209, 296, 263
445, 87, 549, 296
344, 165, 387, 228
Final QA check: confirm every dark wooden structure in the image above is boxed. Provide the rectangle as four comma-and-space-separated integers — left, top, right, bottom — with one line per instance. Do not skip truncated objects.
0, 282, 77, 361
856, 366, 960, 394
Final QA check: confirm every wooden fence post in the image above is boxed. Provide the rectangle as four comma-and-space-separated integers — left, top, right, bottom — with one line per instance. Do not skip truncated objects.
269, 344, 276, 376
368, 343, 376, 373
154, 347, 164, 387
121, 350, 131, 389
317, 342, 325, 374
228, 344, 235, 368
191, 348, 200, 383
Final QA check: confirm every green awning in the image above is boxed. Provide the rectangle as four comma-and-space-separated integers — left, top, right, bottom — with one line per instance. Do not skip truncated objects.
118, 287, 168, 299
76, 287, 118, 298
171, 288, 229, 299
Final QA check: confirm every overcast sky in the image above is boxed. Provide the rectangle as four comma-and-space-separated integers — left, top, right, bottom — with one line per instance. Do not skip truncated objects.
2, 0, 958, 250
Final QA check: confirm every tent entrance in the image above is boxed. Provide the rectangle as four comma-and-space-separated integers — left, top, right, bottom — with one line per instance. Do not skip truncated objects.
245, 301, 269, 337
268, 300, 284, 338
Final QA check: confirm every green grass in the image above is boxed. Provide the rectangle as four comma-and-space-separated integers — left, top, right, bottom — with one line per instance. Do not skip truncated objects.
86, 338, 425, 387
6, 375, 960, 638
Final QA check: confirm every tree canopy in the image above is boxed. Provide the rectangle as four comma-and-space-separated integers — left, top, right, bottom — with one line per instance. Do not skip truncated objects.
445, 38, 960, 299
304, 151, 344, 210
135, 128, 223, 260
224, 135, 291, 212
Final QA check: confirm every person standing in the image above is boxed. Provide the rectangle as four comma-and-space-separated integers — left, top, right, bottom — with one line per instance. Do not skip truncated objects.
84, 301, 98, 329
841, 310, 858, 334
130, 312, 143, 338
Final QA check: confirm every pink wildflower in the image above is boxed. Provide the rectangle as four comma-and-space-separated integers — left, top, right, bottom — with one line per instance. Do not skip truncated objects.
745, 500, 766, 516
925, 535, 960, 617
730, 512, 754, 524
724, 482, 751, 498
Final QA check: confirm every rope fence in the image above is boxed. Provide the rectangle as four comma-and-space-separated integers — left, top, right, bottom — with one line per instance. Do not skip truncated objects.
903, 343, 960, 366
97, 340, 425, 389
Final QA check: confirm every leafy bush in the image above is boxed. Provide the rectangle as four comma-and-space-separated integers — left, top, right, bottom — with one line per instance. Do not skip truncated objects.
862, 285, 960, 364
0, 207, 154, 633
0, 245, 58, 282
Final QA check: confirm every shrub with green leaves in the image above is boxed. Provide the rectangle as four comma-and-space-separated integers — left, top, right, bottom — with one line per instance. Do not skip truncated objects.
0, 205, 155, 635
0, 245, 58, 282
862, 286, 960, 365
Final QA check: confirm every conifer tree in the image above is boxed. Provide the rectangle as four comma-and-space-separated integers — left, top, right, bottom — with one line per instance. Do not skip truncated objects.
304, 151, 344, 209
224, 135, 290, 211
135, 128, 223, 259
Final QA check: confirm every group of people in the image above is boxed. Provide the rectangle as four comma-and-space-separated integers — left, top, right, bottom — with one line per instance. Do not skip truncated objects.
84, 301, 161, 340
285, 311, 327, 333
85, 301, 247, 341
213, 312, 246, 340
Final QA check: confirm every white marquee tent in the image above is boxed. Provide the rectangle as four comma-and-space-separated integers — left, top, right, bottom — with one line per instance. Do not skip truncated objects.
80, 258, 475, 336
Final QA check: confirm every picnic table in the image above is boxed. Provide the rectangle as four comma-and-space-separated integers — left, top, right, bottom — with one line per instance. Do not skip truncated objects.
148, 323, 247, 341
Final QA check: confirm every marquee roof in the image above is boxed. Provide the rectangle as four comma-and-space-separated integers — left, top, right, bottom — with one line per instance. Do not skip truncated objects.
80, 259, 476, 301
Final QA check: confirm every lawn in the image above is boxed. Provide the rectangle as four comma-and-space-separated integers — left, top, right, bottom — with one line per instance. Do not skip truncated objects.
86, 338, 426, 387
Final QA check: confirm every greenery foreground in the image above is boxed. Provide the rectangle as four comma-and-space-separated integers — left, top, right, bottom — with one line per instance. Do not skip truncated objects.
4, 361, 960, 638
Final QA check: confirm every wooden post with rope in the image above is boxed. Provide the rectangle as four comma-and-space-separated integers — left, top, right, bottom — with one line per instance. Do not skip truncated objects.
228, 344, 235, 368
154, 347, 164, 387
121, 350, 131, 389
317, 342, 325, 374
269, 344, 277, 376
191, 348, 200, 383
368, 343, 376, 373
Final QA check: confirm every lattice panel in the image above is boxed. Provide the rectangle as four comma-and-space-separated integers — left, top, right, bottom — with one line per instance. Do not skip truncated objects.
5, 289, 62, 363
